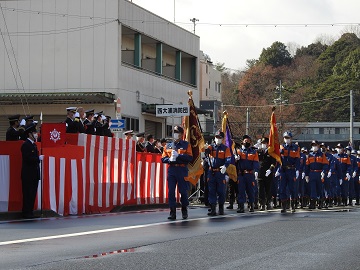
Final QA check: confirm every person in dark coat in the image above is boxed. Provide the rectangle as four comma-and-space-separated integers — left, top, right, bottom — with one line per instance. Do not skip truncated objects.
257, 137, 277, 211
135, 132, 147, 152
74, 112, 85, 133
94, 112, 105, 136
103, 116, 113, 137
145, 134, 156, 153
65, 107, 78, 133
6, 114, 24, 141
20, 115, 36, 140
21, 123, 43, 218
83, 109, 95, 135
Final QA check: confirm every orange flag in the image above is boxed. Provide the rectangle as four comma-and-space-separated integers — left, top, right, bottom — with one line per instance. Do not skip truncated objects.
182, 91, 205, 185
268, 108, 282, 165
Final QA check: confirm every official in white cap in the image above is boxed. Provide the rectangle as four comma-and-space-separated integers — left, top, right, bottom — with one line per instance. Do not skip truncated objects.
65, 107, 78, 133
124, 130, 134, 140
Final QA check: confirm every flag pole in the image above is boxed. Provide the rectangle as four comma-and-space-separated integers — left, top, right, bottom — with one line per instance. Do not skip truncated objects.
40, 112, 43, 218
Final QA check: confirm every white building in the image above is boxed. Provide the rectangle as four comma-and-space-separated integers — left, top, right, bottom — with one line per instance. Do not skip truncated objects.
198, 51, 222, 134
0, 0, 200, 139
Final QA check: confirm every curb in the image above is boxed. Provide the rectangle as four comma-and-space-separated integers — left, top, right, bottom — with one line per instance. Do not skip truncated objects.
0, 203, 181, 221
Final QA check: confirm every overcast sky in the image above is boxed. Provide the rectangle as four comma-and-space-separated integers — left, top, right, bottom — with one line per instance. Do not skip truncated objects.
131, 0, 360, 71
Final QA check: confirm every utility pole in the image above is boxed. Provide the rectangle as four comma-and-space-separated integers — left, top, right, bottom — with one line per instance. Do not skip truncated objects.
350, 89, 354, 146
246, 108, 250, 135
190, 18, 199, 34
173, 0, 175, 23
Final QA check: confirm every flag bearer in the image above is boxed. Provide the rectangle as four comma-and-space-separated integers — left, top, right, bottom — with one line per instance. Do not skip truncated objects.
161, 126, 193, 220
204, 130, 232, 216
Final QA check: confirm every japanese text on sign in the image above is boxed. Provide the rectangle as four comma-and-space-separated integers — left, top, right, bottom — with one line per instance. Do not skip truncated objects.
155, 105, 190, 117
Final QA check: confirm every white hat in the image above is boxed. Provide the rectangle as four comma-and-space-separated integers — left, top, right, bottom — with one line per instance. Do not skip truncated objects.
66, 107, 77, 113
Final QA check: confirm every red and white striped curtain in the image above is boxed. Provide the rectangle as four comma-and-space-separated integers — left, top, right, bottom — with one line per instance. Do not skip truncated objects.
0, 134, 175, 216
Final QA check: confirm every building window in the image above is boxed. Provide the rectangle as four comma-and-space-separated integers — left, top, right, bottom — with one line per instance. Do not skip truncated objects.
209, 81, 211, 89
218, 82, 221, 93
122, 116, 139, 132
206, 88, 208, 96
206, 65, 208, 74
166, 125, 172, 137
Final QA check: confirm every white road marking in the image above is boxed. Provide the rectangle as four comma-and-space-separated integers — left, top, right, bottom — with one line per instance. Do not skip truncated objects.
0, 214, 234, 246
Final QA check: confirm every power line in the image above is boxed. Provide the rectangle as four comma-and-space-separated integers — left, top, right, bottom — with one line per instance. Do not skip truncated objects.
0, 6, 117, 21
176, 22, 360, 28
223, 94, 349, 108
0, 19, 118, 36
3, 6, 360, 29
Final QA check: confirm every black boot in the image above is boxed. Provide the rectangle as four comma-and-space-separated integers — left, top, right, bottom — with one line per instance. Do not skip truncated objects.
181, 206, 188, 219
168, 207, 176, 220
348, 198, 353, 206
237, 203, 245, 213
309, 199, 316, 209
291, 200, 296, 213
317, 199, 323, 209
343, 198, 348, 206
226, 200, 234, 209
281, 201, 287, 213
337, 197, 342, 207
273, 198, 278, 208
219, 204, 224, 215
208, 204, 217, 216
249, 203, 255, 212
356, 199, 360, 206
266, 199, 272, 210
286, 199, 290, 210
328, 198, 333, 208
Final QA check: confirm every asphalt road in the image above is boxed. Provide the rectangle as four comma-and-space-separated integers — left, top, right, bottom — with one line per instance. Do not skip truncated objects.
1, 205, 360, 270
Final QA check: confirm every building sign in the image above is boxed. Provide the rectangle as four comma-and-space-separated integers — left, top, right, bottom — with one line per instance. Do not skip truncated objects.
155, 104, 190, 117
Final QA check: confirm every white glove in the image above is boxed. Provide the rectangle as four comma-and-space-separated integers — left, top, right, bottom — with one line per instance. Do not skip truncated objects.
171, 150, 179, 158
265, 169, 271, 177
321, 172, 325, 179
254, 172, 259, 180
353, 171, 357, 178
327, 171, 332, 178
220, 165, 226, 174
225, 175, 229, 182
20, 119, 26, 126
169, 156, 177, 162
101, 115, 106, 120
39, 155, 44, 161
296, 170, 299, 179
302, 172, 305, 179
339, 179, 343, 185
346, 173, 351, 180
305, 176, 309, 183
234, 154, 240, 161
274, 171, 280, 178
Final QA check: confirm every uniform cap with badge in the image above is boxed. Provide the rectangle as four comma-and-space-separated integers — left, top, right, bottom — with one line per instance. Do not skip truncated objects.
66, 107, 77, 113
24, 122, 38, 134
173, 125, 184, 133
136, 132, 145, 138
123, 130, 134, 136
8, 114, 20, 122
214, 130, 224, 138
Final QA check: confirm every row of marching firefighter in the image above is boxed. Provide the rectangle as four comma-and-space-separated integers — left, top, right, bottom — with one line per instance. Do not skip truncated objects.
199, 131, 360, 217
